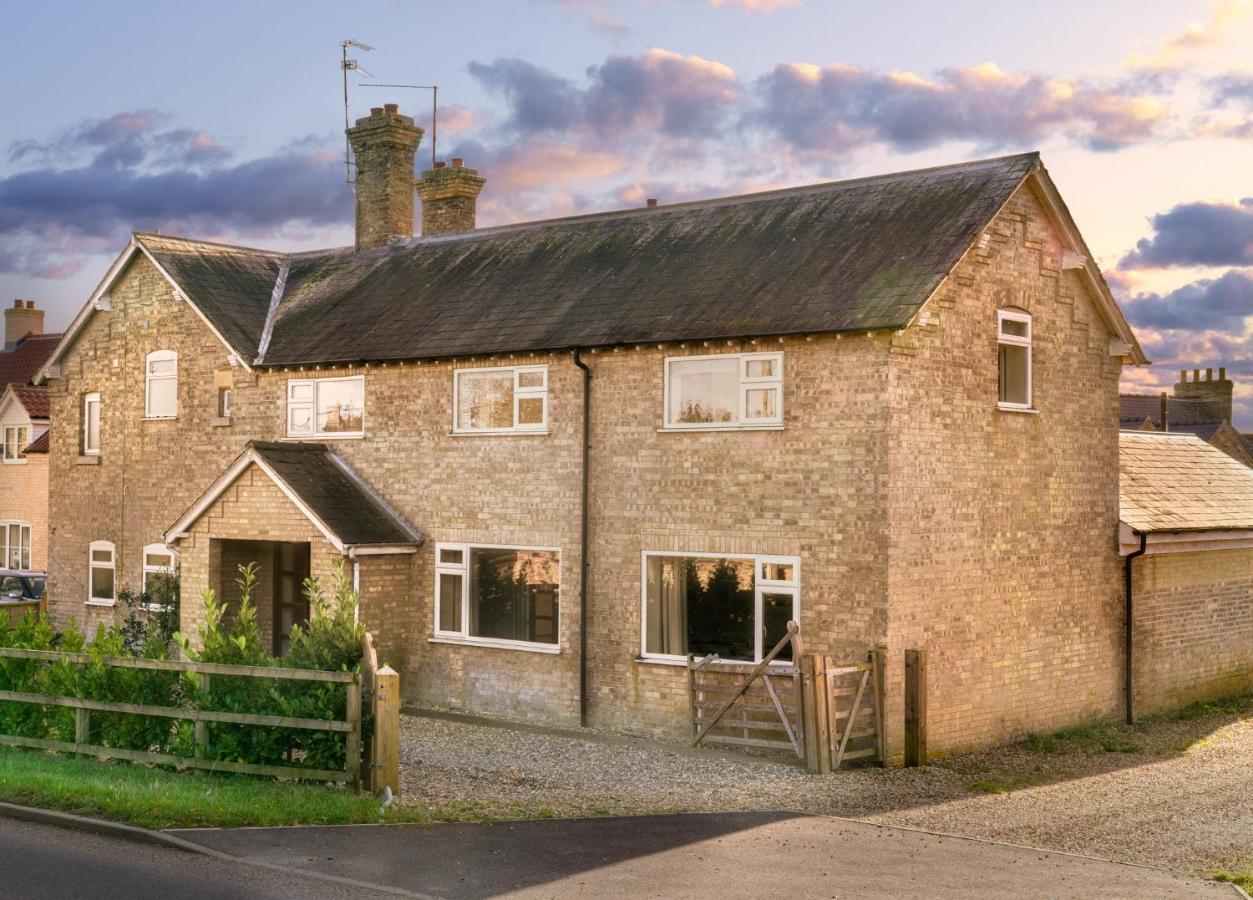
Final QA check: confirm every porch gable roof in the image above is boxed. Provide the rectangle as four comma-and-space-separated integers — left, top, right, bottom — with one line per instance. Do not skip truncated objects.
164, 440, 422, 552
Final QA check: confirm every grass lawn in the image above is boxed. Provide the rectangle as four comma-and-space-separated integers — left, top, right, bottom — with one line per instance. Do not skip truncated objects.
0, 747, 438, 829
1215, 869, 1253, 893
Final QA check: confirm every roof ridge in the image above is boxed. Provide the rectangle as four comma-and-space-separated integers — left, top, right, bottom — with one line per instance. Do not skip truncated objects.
134, 231, 285, 257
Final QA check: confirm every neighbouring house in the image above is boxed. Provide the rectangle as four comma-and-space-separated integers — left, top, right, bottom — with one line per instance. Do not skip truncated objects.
0, 302, 60, 573
1120, 431, 1253, 714
37, 102, 1179, 761
1120, 368, 1253, 467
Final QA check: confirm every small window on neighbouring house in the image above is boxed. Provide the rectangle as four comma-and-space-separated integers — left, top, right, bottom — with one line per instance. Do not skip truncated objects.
997, 310, 1032, 409
642, 552, 799, 663
88, 540, 115, 604
1, 426, 28, 462
664, 353, 783, 429
434, 543, 560, 646
453, 366, 548, 434
141, 543, 177, 610
0, 522, 31, 570
83, 393, 101, 455
218, 387, 232, 419
145, 350, 178, 419
286, 376, 364, 437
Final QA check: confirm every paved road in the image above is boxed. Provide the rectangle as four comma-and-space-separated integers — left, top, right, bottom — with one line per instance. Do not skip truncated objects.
0, 815, 398, 899
174, 811, 1234, 899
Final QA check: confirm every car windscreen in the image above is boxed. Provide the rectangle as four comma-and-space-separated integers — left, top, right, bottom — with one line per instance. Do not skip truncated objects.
24, 578, 45, 599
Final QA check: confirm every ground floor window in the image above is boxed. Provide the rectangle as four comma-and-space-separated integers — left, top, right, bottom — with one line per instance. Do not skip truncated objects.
88, 540, 115, 604
140, 543, 178, 609
435, 543, 560, 647
0, 522, 31, 569
642, 552, 799, 663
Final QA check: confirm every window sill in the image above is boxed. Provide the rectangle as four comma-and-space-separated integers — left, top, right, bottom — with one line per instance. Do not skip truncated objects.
85, 599, 115, 608
996, 405, 1039, 415
428, 636, 561, 655
448, 429, 550, 437
658, 424, 784, 433
279, 434, 364, 442
142, 416, 177, 423
211, 417, 232, 428
1, 459, 28, 466
76, 455, 100, 465
635, 655, 795, 668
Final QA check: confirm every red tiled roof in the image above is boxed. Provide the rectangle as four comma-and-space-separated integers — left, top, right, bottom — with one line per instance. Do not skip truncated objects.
23, 431, 48, 454
11, 385, 49, 419
0, 334, 62, 388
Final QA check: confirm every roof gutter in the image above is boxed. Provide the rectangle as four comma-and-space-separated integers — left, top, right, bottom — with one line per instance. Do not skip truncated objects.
1124, 529, 1147, 725
571, 348, 592, 728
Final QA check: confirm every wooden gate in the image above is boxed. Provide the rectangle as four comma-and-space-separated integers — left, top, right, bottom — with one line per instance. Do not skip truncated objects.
687, 624, 884, 772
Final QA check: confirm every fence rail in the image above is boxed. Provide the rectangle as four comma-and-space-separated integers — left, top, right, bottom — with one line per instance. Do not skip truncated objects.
0, 645, 362, 786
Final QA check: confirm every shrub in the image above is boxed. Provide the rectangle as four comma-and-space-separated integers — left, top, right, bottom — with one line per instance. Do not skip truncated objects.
118, 573, 180, 658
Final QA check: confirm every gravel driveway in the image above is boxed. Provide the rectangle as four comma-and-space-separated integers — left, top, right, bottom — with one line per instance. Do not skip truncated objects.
397, 699, 1253, 880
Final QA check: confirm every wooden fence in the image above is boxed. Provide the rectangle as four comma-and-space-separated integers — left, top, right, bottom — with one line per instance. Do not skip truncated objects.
1, 599, 45, 629
0, 646, 363, 786
688, 624, 884, 773
360, 632, 400, 794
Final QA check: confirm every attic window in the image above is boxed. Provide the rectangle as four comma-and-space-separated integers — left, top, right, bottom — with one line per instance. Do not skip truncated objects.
997, 310, 1032, 410
287, 376, 365, 438
145, 350, 178, 419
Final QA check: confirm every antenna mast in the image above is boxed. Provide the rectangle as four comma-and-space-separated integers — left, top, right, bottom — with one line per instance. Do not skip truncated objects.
340, 39, 375, 184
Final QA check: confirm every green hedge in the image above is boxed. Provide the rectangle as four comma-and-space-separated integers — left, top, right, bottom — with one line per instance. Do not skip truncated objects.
0, 560, 365, 777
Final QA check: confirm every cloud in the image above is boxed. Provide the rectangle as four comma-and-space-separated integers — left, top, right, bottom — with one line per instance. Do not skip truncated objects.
1121, 268, 1253, 332
470, 49, 742, 140
0, 112, 349, 278
1119, 197, 1253, 269
707, 0, 799, 11
1124, 0, 1253, 72
751, 61, 1167, 154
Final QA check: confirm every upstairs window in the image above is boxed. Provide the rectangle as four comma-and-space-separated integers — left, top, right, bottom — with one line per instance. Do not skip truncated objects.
453, 366, 548, 434
0, 522, 31, 569
1, 426, 28, 463
664, 353, 783, 429
83, 393, 101, 455
997, 310, 1032, 409
145, 350, 178, 419
287, 376, 365, 438
88, 540, 115, 604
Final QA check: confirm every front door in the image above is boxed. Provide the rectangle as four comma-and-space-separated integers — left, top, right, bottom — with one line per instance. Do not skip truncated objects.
273, 542, 310, 656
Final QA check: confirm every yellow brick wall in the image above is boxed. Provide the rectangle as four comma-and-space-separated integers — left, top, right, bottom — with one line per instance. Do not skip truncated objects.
0, 454, 48, 571
1132, 549, 1253, 714
884, 182, 1126, 758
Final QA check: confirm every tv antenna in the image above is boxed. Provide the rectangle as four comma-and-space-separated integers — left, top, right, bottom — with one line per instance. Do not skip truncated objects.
362, 82, 439, 170
340, 39, 375, 184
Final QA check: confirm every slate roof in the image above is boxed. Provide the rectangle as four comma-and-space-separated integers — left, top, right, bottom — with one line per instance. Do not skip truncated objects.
1118, 394, 1229, 430
130, 153, 1044, 367
248, 442, 418, 546
1119, 432, 1253, 533
0, 334, 62, 388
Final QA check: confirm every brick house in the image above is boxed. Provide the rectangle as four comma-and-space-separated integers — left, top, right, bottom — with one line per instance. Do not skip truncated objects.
0, 303, 61, 573
1119, 432, 1253, 714
37, 103, 1172, 759
1120, 368, 1253, 467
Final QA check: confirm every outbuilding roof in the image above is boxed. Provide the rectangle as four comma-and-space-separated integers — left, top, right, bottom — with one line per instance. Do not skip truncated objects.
1119, 432, 1253, 534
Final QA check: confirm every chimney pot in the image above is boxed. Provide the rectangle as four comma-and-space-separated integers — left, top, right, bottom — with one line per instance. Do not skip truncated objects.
384, 103, 399, 114
1206, 367, 1213, 381
24, 301, 33, 310
370, 106, 384, 116
1220, 367, 1227, 380
451, 158, 464, 169
1193, 369, 1201, 381
12, 300, 20, 310
646, 198, 658, 208
1180, 369, 1187, 383
433, 160, 447, 169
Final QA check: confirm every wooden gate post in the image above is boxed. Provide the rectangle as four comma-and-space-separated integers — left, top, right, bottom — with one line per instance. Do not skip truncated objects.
801, 654, 831, 774
373, 665, 400, 795
904, 648, 928, 767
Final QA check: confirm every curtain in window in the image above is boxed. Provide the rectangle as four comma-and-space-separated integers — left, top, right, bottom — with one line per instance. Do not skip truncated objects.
645, 556, 688, 656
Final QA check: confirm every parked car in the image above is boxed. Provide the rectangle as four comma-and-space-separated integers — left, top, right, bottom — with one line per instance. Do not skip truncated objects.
0, 571, 46, 602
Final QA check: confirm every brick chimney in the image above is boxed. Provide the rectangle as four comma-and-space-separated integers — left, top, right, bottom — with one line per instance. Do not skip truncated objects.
347, 104, 424, 251
1174, 366, 1234, 423
415, 158, 486, 236
5, 300, 44, 346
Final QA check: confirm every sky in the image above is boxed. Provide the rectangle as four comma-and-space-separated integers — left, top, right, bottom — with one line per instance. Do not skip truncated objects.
3, 0, 1251, 425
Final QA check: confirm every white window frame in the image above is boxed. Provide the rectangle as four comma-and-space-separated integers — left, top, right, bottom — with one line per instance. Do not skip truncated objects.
83, 392, 101, 455
286, 375, 365, 439
140, 543, 178, 609
218, 386, 232, 419
996, 309, 1033, 411
87, 540, 116, 606
662, 352, 784, 431
639, 550, 800, 665
1, 425, 28, 463
144, 349, 178, 419
0, 521, 32, 570
432, 541, 562, 653
452, 365, 549, 435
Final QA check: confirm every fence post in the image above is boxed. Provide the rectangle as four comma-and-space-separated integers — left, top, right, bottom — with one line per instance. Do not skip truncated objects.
346, 672, 363, 791
195, 673, 210, 759
373, 665, 400, 795
904, 648, 928, 767
801, 654, 831, 774
872, 644, 887, 765
74, 708, 88, 747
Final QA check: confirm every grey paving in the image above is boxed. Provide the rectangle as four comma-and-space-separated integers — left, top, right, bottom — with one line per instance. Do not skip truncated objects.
172, 811, 1234, 899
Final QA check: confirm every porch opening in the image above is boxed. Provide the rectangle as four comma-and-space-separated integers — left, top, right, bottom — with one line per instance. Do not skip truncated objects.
212, 539, 311, 657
